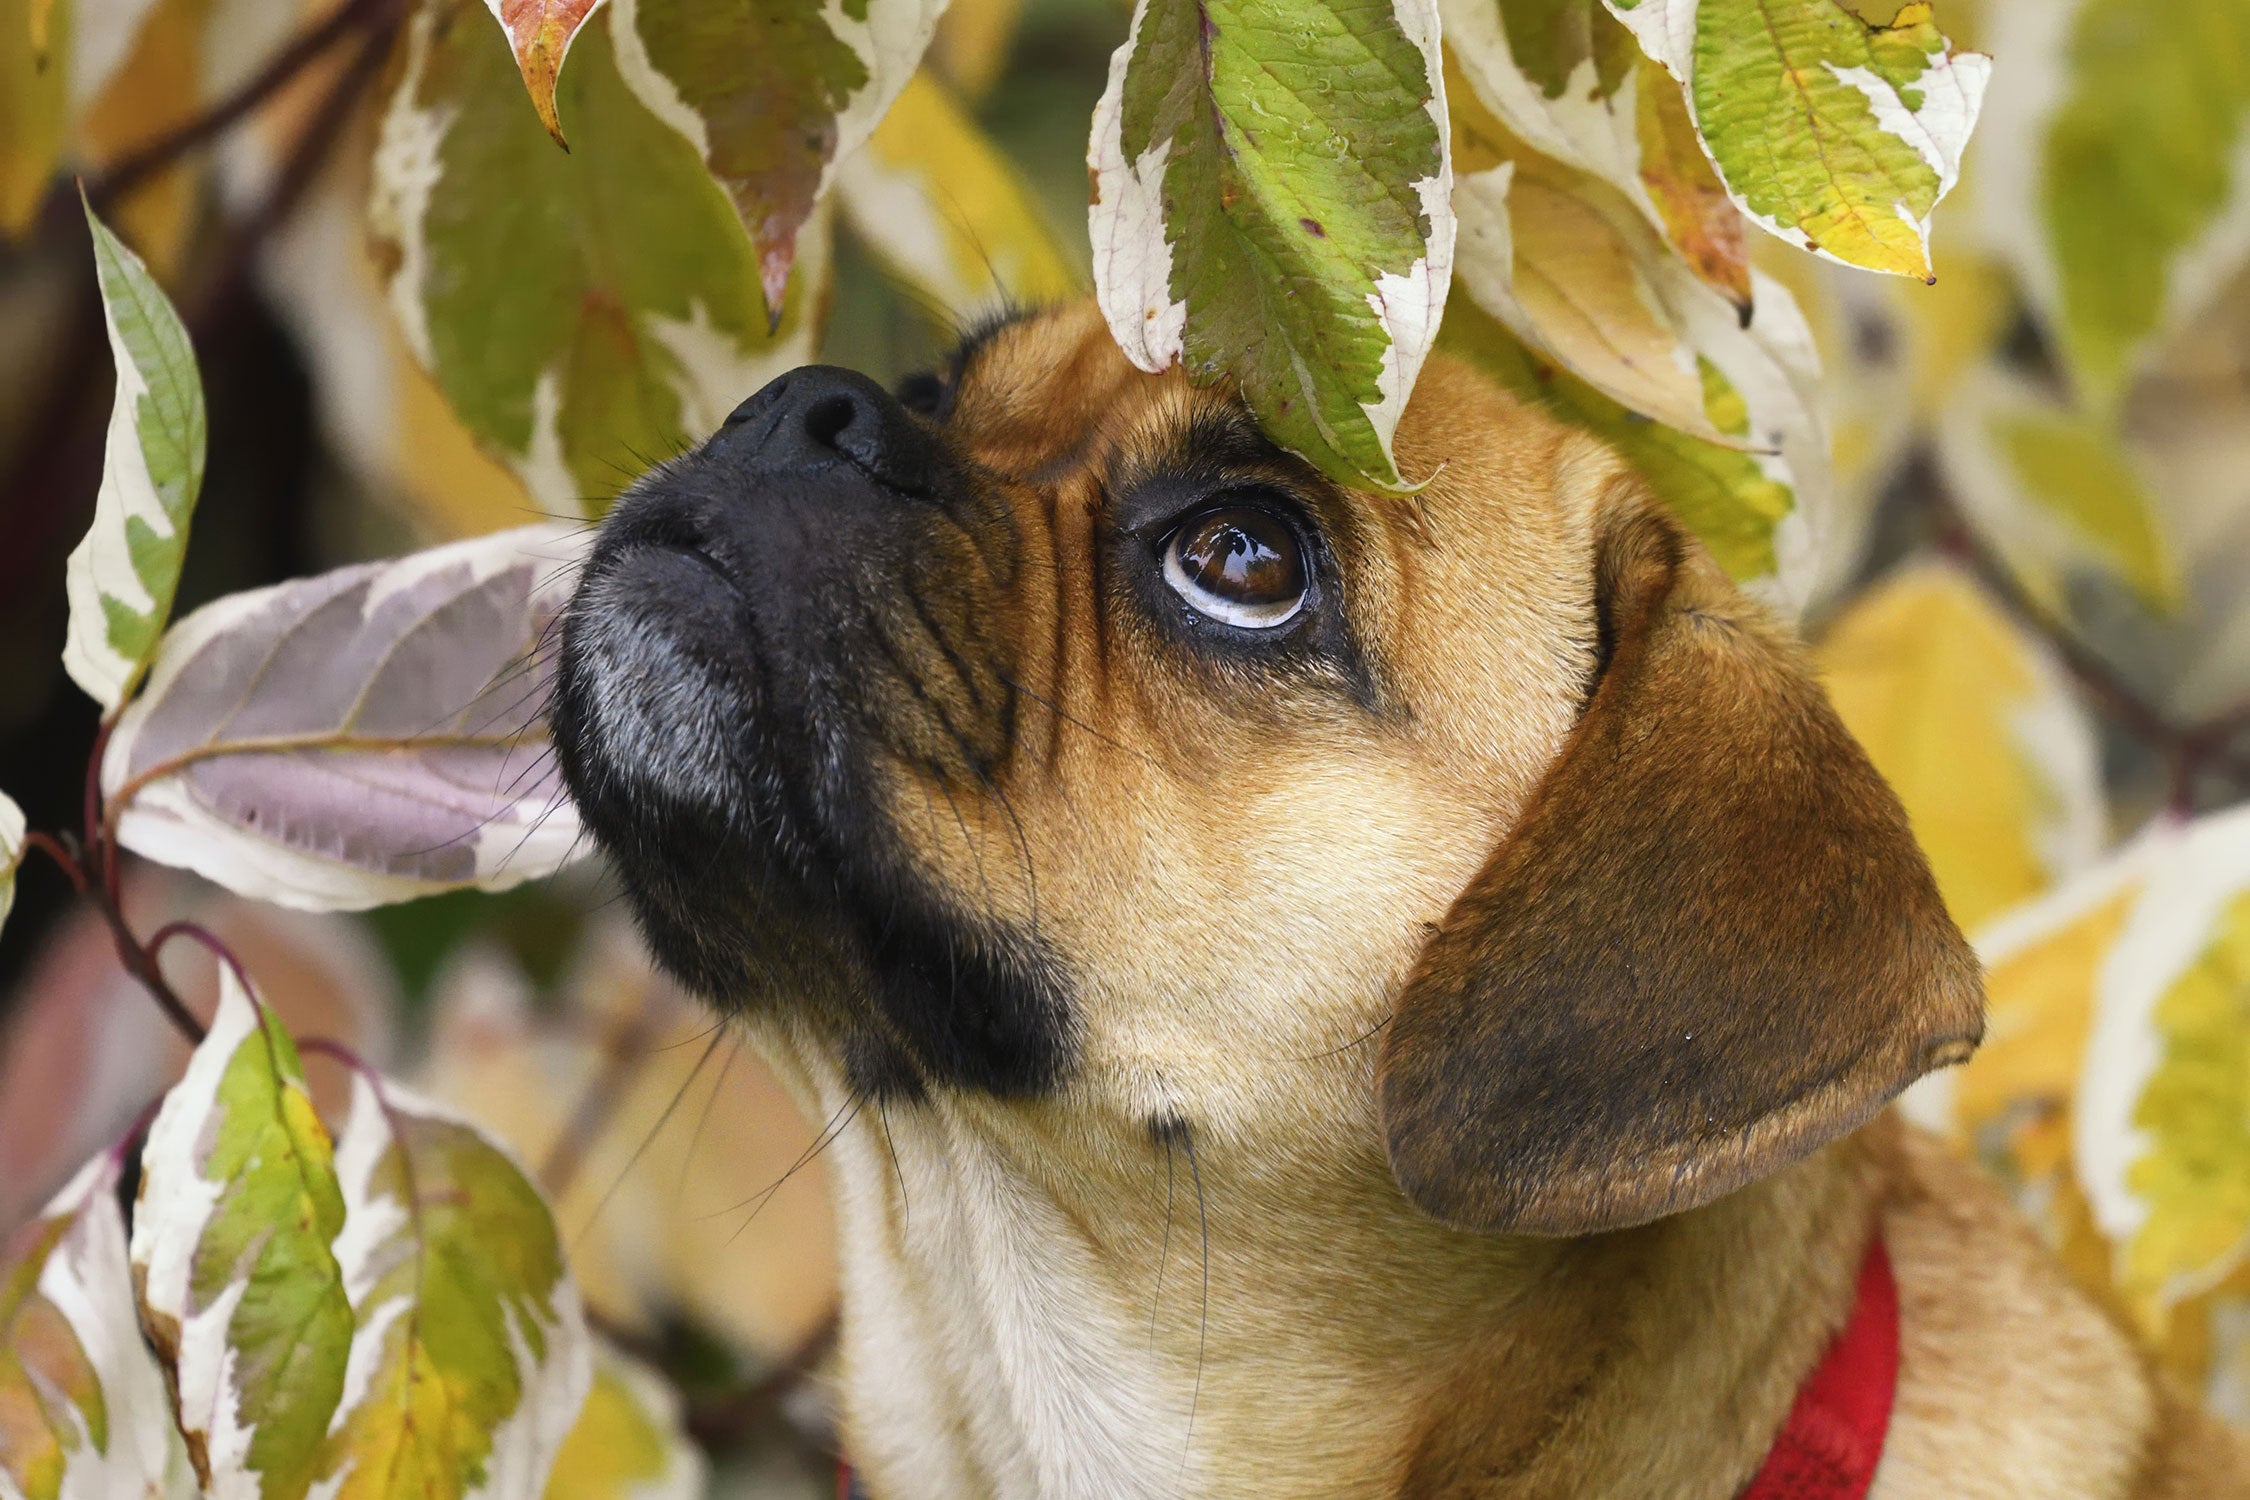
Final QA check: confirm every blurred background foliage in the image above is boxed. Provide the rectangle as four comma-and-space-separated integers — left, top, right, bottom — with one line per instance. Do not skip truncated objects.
1, 0, 2249, 1490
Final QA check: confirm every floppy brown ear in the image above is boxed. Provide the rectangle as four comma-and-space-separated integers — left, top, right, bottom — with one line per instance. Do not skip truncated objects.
1377, 480, 1982, 1236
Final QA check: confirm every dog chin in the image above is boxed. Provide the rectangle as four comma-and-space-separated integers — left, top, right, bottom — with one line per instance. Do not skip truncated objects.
556, 546, 762, 824
551, 371, 1077, 1100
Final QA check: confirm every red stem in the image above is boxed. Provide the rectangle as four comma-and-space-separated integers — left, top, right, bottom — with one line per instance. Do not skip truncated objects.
92, 893, 206, 1046
20, 831, 87, 893
145, 920, 259, 1000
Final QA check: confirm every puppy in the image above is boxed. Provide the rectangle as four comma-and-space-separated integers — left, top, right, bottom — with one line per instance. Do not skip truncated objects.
552, 300, 2248, 1497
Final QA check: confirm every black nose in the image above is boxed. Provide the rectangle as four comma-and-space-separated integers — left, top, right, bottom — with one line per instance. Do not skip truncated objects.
720, 365, 940, 494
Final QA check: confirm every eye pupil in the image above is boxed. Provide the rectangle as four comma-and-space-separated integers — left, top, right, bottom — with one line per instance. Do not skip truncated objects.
1182, 513, 1298, 602
1162, 505, 1308, 627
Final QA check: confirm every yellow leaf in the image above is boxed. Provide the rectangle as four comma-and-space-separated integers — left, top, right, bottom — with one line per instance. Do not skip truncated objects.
0, 0, 65, 237
1818, 561, 2106, 931
2122, 889, 2250, 1312
1957, 885, 2138, 1147
1450, 64, 1736, 444
2073, 811, 2250, 1337
837, 70, 1076, 320
928, 0, 1021, 99
544, 1344, 703, 1500
1633, 72, 1750, 311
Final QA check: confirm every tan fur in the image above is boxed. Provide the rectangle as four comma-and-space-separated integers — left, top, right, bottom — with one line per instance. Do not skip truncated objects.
708, 305, 2250, 1496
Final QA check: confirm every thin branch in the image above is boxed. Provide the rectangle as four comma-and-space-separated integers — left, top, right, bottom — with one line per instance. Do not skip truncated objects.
146, 920, 259, 998
90, 886, 207, 1045
539, 1006, 662, 1201
194, 22, 400, 329
684, 1308, 842, 1455
1931, 492, 2250, 805
86, 0, 402, 207
20, 831, 88, 893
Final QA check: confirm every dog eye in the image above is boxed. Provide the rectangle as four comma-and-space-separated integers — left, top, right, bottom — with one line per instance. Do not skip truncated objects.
1161, 505, 1307, 628
895, 370, 945, 417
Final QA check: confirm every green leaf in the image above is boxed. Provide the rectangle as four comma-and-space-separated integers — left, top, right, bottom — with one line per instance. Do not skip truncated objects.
2077, 809, 2250, 1318
1441, 267, 1827, 603
1989, 0, 2250, 408
0, 790, 21, 942
541, 1342, 701, 1500
609, 0, 947, 319
130, 971, 354, 1499
371, 2, 822, 519
1089, 0, 1453, 488
1449, 66, 1740, 441
1603, 0, 1988, 280
307, 1074, 589, 1499
1, 1155, 191, 1500
1817, 562, 2106, 932
63, 195, 206, 712
835, 70, 1078, 321
1, 0, 66, 237
1936, 366, 2181, 617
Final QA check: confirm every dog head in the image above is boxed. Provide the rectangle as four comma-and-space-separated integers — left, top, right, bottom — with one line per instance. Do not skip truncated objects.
552, 300, 1981, 1236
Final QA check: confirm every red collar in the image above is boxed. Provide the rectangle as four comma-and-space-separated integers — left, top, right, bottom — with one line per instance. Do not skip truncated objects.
837, 1237, 1900, 1500
1739, 1236, 1901, 1500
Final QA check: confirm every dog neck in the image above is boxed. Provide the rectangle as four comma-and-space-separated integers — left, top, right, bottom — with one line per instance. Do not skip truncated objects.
759, 1027, 1882, 1500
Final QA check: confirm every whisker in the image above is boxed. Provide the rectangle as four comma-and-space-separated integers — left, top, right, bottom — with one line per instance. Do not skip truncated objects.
1289, 1010, 1395, 1064
673, 1033, 740, 1203
1179, 1120, 1211, 1484
717, 1091, 865, 1240
876, 1095, 911, 1226
567, 1025, 728, 1252
1150, 1126, 1176, 1349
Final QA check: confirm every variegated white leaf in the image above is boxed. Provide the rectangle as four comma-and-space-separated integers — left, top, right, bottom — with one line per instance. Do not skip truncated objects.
609, 0, 949, 317
0, 790, 22, 942
1602, 0, 1987, 281
63, 197, 206, 712
1, 1153, 193, 1500
130, 972, 353, 1500
1974, 0, 2250, 408
2077, 807, 2250, 1312
1088, 0, 1453, 487
102, 525, 588, 913
309, 1075, 590, 1499
370, 3, 823, 519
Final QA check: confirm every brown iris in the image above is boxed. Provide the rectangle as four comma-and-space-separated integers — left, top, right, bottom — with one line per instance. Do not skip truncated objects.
1161, 506, 1308, 627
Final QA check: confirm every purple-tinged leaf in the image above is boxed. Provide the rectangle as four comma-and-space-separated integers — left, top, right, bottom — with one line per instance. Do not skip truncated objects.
101, 525, 588, 912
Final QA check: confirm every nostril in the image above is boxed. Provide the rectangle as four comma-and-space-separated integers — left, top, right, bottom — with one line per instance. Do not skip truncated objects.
803, 393, 858, 451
